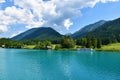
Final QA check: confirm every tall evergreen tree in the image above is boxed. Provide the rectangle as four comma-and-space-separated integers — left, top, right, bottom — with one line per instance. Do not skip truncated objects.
97, 39, 102, 48
86, 38, 91, 48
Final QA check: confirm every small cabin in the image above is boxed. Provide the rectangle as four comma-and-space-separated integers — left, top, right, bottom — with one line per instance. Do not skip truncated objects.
2, 45, 5, 48
47, 46, 52, 49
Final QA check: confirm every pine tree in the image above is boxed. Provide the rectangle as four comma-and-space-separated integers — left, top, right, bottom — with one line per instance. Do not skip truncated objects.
86, 38, 91, 48
97, 39, 101, 48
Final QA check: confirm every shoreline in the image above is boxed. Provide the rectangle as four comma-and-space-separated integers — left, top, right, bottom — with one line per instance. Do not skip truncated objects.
1, 47, 120, 52
96, 49, 120, 52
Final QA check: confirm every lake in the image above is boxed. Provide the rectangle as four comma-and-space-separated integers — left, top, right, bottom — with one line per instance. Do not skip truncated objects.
0, 48, 120, 80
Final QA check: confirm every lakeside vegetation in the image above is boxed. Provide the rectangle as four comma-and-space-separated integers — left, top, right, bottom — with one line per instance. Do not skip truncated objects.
0, 36, 120, 51
96, 43, 120, 52
0, 36, 101, 50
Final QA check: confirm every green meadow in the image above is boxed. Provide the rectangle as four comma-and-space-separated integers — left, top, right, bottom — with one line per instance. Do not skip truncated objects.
97, 43, 120, 52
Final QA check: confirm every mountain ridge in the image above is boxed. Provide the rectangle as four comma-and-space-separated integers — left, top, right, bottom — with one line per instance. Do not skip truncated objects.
71, 20, 106, 38
85, 17, 120, 43
12, 27, 62, 41
11, 17, 120, 42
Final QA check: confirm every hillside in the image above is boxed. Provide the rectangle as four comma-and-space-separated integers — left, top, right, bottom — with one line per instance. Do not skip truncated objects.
71, 20, 106, 38
12, 17, 120, 43
12, 27, 62, 41
86, 18, 120, 43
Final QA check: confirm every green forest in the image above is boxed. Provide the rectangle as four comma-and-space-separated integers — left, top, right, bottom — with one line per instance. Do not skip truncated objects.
0, 36, 102, 50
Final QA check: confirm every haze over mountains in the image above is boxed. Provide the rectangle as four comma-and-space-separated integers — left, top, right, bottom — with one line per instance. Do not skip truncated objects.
12, 17, 120, 41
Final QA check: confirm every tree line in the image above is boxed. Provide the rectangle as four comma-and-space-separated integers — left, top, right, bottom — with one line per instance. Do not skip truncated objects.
76, 37, 101, 48
0, 36, 102, 50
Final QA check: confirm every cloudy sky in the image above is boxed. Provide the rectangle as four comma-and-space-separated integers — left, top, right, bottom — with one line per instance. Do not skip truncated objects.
0, 0, 120, 38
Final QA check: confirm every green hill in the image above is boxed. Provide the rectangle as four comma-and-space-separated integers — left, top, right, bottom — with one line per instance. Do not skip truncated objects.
12, 27, 62, 41
86, 18, 120, 44
71, 20, 106, 38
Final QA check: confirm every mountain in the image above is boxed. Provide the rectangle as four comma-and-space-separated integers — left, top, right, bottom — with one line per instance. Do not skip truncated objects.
85, 18, 120, 42
12, 27, 62, 41
71, 20, 106, 38
12, 17, 120, 43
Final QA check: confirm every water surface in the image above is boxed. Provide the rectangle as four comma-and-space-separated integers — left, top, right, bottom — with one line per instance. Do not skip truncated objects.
0, 48, 120, 80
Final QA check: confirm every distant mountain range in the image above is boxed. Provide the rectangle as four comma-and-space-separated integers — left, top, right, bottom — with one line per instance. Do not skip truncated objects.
12, 17, 120, 41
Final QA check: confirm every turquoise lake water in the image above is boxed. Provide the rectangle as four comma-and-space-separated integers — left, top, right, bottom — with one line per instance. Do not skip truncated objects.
0, 48, 120, 80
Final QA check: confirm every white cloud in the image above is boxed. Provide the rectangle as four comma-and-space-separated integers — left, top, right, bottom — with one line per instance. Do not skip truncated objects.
63, 19, 73, 30
0, 0, 119, 33
100, 0, 119, 3
0, 0, 5, 3
0, 25, 8, 33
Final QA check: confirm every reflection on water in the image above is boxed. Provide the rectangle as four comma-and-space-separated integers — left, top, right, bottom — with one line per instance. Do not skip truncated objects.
0, 48, 120, 80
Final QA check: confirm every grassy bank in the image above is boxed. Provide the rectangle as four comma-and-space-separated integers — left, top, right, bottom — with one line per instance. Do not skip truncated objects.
23, 45, 36, 49
20, 43, 120, 52
96, 43, 120, 52
22, 44, 79, 50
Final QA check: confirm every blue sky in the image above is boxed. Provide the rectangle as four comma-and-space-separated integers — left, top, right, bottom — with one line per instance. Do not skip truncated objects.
0, 0, 120, 38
